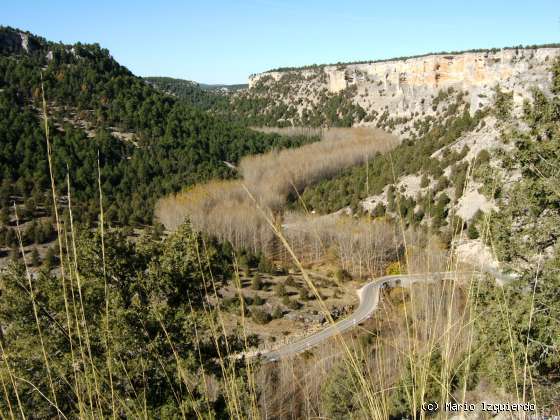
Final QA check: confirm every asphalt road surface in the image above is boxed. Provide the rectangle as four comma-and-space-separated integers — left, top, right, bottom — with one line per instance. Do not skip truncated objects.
260, 272, 464, 363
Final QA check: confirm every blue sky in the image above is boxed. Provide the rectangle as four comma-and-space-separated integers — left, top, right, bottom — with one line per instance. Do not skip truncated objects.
3, 0, 559, 84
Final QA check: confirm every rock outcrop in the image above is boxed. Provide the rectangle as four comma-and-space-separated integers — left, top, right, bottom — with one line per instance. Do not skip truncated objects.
244, 47, 560, 136
0, 27, 43, 55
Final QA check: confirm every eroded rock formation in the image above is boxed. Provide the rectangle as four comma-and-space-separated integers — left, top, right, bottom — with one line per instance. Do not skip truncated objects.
245, 47, 560, 134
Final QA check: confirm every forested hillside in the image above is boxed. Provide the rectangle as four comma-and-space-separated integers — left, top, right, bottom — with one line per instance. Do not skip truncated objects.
0, 26, 315, 226
300, 92, 484, 215
476, 75, 560, 405
144, 76, 230, 110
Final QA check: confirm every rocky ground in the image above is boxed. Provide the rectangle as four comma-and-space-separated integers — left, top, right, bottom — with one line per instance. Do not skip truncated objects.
215, 266, 362, 351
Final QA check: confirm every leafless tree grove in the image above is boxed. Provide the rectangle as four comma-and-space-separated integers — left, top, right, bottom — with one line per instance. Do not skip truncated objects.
155, 129, 400, 274
155, 180, 274, 255
240, 128, 397, 210
281, 212, 401, 277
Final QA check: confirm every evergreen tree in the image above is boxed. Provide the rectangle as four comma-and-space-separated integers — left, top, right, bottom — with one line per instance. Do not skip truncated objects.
467, 222, 479, 239
43, 246, 56, 270
30, 247, 40, 266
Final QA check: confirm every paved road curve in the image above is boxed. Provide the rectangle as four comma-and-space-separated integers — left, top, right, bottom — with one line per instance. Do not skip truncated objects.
260, 272, 464, 363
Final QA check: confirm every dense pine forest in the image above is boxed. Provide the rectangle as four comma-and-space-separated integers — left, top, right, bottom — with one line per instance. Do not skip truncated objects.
144, 76, 231, 110
0, 26, 315, 226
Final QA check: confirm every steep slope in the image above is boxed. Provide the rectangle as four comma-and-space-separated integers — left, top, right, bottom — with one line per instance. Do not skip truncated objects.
233, 46, 560, 132
0, 26, 315, 227
235, 46, 558, 229
144, 76, 231, 110
232, 46, 560, 297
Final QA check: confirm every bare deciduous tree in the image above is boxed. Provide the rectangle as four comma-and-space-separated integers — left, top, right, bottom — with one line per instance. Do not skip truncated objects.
155, 128, 399, 271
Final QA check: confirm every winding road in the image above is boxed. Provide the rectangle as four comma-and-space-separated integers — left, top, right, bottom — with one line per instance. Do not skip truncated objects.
260, 271, 470, 363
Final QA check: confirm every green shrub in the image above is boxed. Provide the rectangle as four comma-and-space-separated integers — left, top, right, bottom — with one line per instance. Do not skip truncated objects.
43, 246, 57, 270
467, 223, 479, 239
385, 261, 401, 275
272, 306, 283, 319
251, 274, 263, 290
285, 275, 297, 287
413, 209, 425, 224
493, 86, 513, 120
274, 283, 287, 297
30, 247, 40, 267
334, 268, 352, 282
251, 308, 271, 324
431, 193, 450, 228
476, 149, 491, 165
238, 254, 250, 276
435, 176, 449, 192
299, 288, 310, 301
287, 299, 301, 310
372, 202, 386, 217
454, 177, 466, 199
321, 363, 362, 418
257, 253, 275, 274
387, 185, 396, 211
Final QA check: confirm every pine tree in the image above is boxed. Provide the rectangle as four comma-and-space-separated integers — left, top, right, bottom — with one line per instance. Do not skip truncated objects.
43, 246, 56, 270
30, 247, 40, 266
467, 223, 479, 239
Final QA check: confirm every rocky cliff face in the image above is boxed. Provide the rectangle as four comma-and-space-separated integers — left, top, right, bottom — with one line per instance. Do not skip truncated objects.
0, 27, 44, 55
244, 47, 560, 136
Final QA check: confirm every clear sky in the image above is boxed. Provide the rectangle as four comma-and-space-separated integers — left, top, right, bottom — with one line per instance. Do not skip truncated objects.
3, 0, 559, 84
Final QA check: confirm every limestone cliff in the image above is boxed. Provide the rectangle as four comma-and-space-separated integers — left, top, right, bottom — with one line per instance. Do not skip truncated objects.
242, 47, 560, 136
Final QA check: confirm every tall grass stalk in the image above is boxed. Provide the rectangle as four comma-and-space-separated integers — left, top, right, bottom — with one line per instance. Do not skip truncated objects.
229, 254, 260, 419
97, 153, 117, 419
66, 172, 99, 414
388, 152, 420, 417
40, 73, 73, 417
193, 240, 248, 418
154, 314, 203, 419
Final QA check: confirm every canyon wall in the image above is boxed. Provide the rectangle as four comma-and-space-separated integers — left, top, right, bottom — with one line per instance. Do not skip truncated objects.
244, 47, 560, 136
